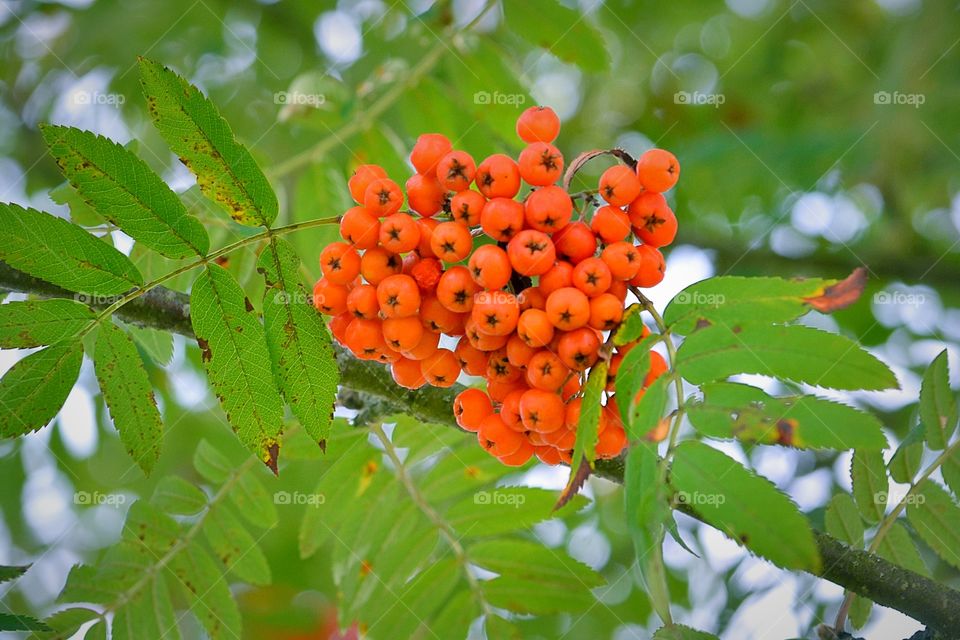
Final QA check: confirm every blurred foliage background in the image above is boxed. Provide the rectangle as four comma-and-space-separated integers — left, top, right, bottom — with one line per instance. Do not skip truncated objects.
1, 0, 958, 638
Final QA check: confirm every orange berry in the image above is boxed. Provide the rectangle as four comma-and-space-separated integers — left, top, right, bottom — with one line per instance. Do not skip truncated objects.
319, 242, 361, 285
376, 274, 421, 318
552, 221, 597, 264
454, 388, 493, 431
590, 205, 631, 244
542, 424, 576, 449
476, 154, 521, 199
339, 206, 381, 250
348, 164, 387, 204
464, 318, 510, 352
486, 347, 521, 383
379, 213, 421, 254
498, 440, 535, 466
346, 284, 379, 319
631, 245, 666, 288
633, 203, 677, 248
645, 351, 668, 387
517, 286, 546, 311
572, 257, 612, 296
608, 279, 628, 301
525, 351, 570, 392
360, 247, 402, 285
560, 374, 581, 401
516, 106, 560, 144
363, 177, 404, 216
421, 295, 466, 334
519, 389, 566, 433
436, 150, 476, 192
329, 311, 352, 343
410, 257, 442, 292
468, 244, 512, 290
557, 327, 601, 371
401, 329, 440, 360
599, 165, 642, 207
539, 261, 574, 297
437, 265, 482, 313
450, 189, 486, 227
471, 291, 520, 337
487, 378, 528, 403
392, 357, 425, 389
477, 414, 523, 457
588, 293, 624, 331
382, 316, 424, 352
517, 308, 555, 347
410, 133, 452, 175
430, 221, 473, 263
312, 278, 349, 315
601, 241, 643, 281
524, 185, 573, 233
455, 337, 488, 376
506, 333, 538, 368
596, 422, 627, 459
480, 197, 524, 242
421, 348, 460, 387
344, 317, 386, 359
627, 192, 669, 230
405, 173, 446, 217
545, 287, 591, 331
518, 142, 563, 186
507, 229, 556, 276
636, 148, 680, 193
535, 445, 563, 465
415, 217, 439, 258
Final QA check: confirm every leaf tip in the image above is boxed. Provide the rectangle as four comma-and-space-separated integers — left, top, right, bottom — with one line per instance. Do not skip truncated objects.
804, 267, 867, 313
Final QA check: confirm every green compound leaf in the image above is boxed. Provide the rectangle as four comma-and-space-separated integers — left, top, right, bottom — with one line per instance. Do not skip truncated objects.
502, 0, 610, 72
40, 124, 209, 258
257, 237, 338, 449
0, 341, 82, 438
190, 264, 285, 472
686, 382, 886, 450
908, 480, 960, 570
93, 321, 164, 475
0, 202, 142, 296
653, 624, 720, 640
0, 299, 94, 349
851, 449, 888, 525
676, 324, 898, 391
139, 58, 277, 227
824, 493, 864, 548
876, 520, 929, 577
919, 349, 957, 450
670, 441, 821, 572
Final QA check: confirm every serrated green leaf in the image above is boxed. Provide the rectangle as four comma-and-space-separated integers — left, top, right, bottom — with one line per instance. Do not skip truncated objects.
190, 264, 285, 472
26, 607, 97, 640
920, 350, 957, 450
0, 202, 142, 295
615, 333, 660, 425
40, 124, 209, 258
151, 476, 207, 515
613, 303, 646, 345
230, 469, 278, 528
502, 0, 609, 71
0, 300, 94, 348
664, 275, 843, 335
366, 559, 461, 639
907, 480, 960, 569
824, 494, 864, 547
193, 439, 232, 484
889, 425, 924, 483
138, 58, 277, 226
204, 506, 272, 585
875, 521, 928, 577
670, 441, 820, 571
653, 624, 720, 640
687, 382, 887, 450
628, 374, 670, 440
447, 487, 586, 538
943, 448, 960, 501
849, 594, 872, 629
851, 449, 887, 525
50, 180, 103, 226
84, 620, 106, 640
112, 572, 180, 640
572, 361, 607, 468
484, 614, 524, 640
468, 539, 604, 588
129, 325, 174, 366
0, 564, 30, 584
676, 324, 898, 391
168, 544, 242, 640
257, 237, 338, 447
0, 613, 51, 632
93, 321, 163, 475
483, 575, 595, 614
0, 341, 82, 438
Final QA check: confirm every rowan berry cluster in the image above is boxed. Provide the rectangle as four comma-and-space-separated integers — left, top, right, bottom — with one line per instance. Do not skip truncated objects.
313, 106, 679, 467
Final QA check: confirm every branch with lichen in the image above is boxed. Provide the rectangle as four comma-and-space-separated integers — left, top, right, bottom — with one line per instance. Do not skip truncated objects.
1, 261, 957, 636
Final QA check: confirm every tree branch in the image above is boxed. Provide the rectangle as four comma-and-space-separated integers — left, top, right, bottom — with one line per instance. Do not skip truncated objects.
2, 262, 957, 634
